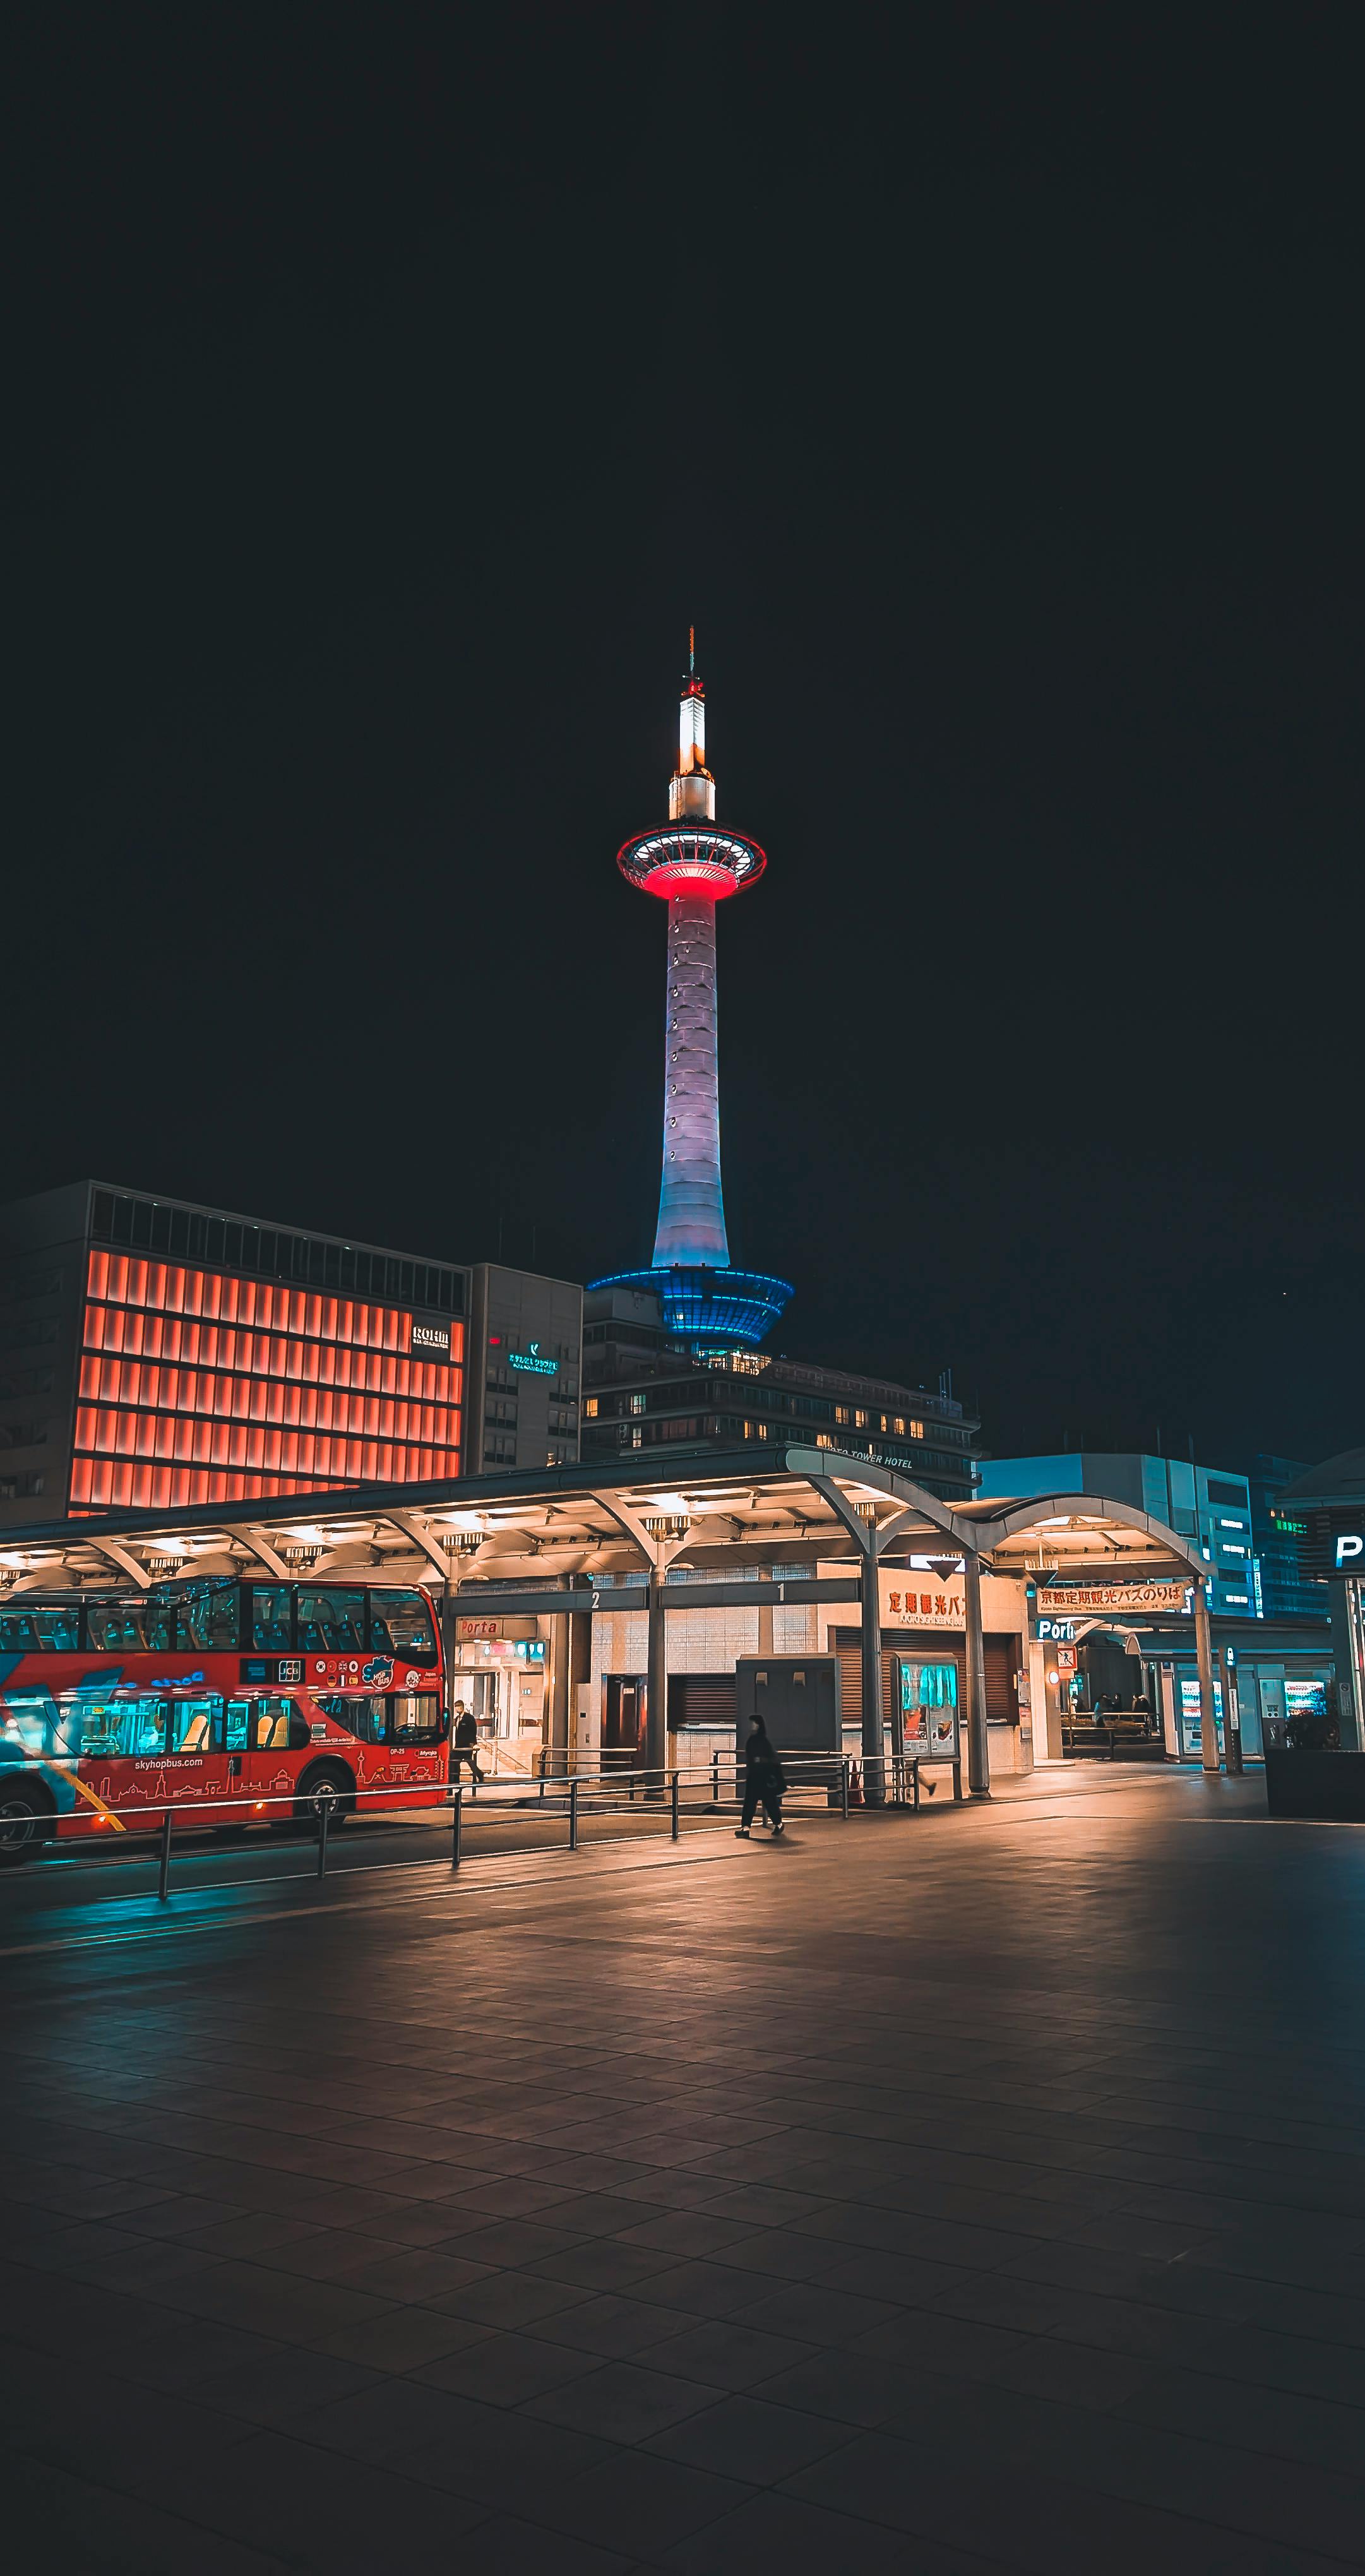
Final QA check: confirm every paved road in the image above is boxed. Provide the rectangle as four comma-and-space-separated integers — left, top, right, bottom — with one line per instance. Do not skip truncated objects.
6, 1761, 1365, 2572
0, 1785, 721, 1924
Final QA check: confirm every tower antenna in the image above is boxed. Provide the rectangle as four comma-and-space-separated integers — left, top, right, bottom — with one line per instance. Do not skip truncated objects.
689, 625, 695, 673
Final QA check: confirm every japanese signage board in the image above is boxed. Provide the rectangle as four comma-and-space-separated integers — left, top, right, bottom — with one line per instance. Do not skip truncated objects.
1034, 1580, 1190, 1617
879, 1571, 964, 1630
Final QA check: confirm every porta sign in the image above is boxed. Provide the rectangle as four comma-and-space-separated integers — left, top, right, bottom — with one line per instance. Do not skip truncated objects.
1335, 1536, 1365, 1569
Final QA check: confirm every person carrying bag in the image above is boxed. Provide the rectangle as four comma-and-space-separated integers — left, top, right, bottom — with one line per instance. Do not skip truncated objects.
736, 1714, 785, 1837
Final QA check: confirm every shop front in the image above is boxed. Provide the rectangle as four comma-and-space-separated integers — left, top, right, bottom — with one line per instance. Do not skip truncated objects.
448, 1614, 546, 1771
1156, 1638, 1333, 1762
1027, 1584, 1333, 1763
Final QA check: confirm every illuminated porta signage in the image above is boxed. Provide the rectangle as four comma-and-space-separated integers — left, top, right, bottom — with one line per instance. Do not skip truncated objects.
1335, 1535, 1365, 1569
412, 1317, 451, 1353
508, 1340, 558, 1376
1035, 1581, 1191, 1615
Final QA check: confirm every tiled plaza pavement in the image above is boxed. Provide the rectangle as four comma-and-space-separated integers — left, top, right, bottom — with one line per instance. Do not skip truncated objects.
4, 1764, 1365, 2572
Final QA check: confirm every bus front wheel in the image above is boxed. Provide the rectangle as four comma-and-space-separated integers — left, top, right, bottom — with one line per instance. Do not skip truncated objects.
294, 1763, 354, 1830
0, 1780, 54, 1866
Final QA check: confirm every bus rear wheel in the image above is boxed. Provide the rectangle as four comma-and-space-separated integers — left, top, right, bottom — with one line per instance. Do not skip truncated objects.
0, 1782, 53, 1866
295, 1763, 354, 1829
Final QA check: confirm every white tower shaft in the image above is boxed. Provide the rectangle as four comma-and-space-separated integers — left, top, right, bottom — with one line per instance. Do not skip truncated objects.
652, 886, 730, 1267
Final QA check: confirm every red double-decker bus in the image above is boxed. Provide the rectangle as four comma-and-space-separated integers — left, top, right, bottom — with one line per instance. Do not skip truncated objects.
0, 1575, 449, 1862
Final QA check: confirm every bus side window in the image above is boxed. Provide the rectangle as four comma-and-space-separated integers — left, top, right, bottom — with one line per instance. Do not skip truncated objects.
118, 1698, 169, 1758
171, 1696, 224, 1753
87, 1602, 148, 1650
225, 1700, 251, 1751
179, 1582, 240, 1651
252, 1696, 295, 1751
74, 1698, 121, 1756
297, 1589, 366, 1652
32, 1607, 80, 1652
315, 1693, 384, 1744
252, 1588, 293, 1650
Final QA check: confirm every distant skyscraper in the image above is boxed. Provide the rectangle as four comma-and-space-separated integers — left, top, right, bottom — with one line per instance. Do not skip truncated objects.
589, 641, 792, 1351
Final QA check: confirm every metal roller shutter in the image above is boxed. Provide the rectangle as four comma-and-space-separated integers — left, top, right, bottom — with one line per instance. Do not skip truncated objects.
984, 1635, 1020, 1723
670, 1673, 736, 1728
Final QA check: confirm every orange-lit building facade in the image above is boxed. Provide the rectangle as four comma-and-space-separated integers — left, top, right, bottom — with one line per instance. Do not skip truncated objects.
73, 1249, 463, 1508
0, 1183, 469, 1521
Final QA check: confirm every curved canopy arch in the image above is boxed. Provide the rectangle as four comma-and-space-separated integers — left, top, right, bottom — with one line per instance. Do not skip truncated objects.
963, 1492, 1205, 1579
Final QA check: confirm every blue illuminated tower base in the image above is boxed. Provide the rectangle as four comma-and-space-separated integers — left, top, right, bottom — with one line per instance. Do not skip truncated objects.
591, 1263, 792, 1354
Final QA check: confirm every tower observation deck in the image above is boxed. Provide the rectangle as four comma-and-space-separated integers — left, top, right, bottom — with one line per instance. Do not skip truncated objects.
589, 641, 793, 1351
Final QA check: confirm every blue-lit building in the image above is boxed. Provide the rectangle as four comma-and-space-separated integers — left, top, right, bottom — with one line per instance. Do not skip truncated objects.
1247, 1453, 1325, 1621
975, 1452, 1260, 1614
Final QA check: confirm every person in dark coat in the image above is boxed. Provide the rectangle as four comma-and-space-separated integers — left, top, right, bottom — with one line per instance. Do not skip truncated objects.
450, 1702, 484, 1786
736, 1715, 785, 1837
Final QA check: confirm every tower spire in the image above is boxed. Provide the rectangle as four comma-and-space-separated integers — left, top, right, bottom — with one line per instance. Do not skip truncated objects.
671, 637, 714, 821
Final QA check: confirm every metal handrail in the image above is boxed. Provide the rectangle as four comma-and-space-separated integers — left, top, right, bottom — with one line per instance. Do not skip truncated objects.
0, 1744, 966, 1906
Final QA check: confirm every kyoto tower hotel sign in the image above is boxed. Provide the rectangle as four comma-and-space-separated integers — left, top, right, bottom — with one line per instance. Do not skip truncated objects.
592, 641, 792, 1348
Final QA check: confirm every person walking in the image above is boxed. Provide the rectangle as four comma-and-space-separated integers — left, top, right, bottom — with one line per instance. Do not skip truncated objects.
736, 1713, 785, 1837
450, 1702, 484, 1787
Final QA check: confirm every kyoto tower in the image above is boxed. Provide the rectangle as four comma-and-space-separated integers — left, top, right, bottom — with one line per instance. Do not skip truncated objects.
590, 639, 792, 1349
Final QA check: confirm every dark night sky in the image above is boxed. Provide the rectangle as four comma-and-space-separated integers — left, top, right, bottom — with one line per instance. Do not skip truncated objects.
8, 7, 1364, 1470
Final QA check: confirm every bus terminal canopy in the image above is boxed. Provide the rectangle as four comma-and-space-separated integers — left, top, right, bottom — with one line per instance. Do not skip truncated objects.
0, 1450, 1206, 1595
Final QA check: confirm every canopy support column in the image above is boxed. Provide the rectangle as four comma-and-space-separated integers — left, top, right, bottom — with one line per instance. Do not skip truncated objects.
963, 1554, 991, 1796
1194, 1577, 1220, 1772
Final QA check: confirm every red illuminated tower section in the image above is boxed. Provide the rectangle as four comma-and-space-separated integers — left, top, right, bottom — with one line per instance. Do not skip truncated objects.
590, 641, 792, 1349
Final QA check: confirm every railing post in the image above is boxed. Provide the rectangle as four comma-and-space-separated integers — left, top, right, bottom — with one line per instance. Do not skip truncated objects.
451, 1784, 463, 1869
316, 1796, 330, 1880
671, 1770, 680, 1840
711, 1749, 719, 1808
841, 1756, 849, 1820
569, 1777, 579, 1850
158, 1807, 172, 1902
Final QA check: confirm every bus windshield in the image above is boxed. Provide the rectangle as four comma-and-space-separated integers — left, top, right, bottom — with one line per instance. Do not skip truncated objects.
369, 1590, 437, 1664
